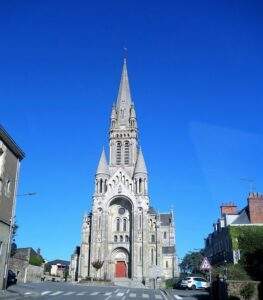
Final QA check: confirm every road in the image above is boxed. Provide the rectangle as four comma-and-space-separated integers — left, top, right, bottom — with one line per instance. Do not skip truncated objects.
6, 282, 210, 300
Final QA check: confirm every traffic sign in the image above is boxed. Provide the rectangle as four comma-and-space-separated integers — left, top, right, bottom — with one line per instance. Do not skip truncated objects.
200, 257, 211, 270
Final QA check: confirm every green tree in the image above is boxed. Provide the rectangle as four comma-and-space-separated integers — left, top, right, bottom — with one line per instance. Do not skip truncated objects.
179, 251, 204, 275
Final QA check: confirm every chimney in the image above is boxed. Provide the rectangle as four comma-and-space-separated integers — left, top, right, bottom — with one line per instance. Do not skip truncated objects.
248, 192, 263, 224
220, 202, 237, 217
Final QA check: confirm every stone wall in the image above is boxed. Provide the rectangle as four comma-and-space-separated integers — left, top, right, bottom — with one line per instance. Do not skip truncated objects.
9, 257, 43, 283
212, 279, 261, 300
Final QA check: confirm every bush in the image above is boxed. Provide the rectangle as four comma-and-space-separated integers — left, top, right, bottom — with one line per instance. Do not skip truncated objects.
165, 279, 174, 289
240, 282, 255, 300
212, 263, 250, 281
29, 255, 44, 266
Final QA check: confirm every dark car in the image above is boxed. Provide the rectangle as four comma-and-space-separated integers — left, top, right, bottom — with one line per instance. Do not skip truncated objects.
7, 270, 17, 287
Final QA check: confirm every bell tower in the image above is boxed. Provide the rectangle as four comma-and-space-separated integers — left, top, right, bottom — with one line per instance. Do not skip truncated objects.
109, 59, 138, 176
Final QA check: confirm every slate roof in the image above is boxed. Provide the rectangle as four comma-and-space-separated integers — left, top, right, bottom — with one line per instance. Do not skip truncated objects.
232, 207, 250, 224
148, 206, 157, 215
46, 259, 70, 266
0, 125, 25, 160
160, 213, 172, 226
162, 246, 175, 254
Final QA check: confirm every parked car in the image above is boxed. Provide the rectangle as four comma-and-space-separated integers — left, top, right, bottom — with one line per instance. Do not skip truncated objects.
7, 270, 17, 287
180, 276, 210, 290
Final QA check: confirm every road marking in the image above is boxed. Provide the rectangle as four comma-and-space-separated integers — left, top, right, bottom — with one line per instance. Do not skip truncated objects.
117, 292, 125, 297
76, 292, 86, 295
155, 295, 163, 299
90, 292, 99, 295
24, 292, 32, 295
129, 293, 136, 298
142, 294, 150, 298
50, 291, 64, 296
64, 292, 75, 295
105, 292, 112, 296
41, 291, 52, 295
126, 289, 130, 294
174, 296, 183, 300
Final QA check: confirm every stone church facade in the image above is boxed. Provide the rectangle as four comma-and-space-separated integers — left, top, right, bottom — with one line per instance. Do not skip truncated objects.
71, 60, 177, 283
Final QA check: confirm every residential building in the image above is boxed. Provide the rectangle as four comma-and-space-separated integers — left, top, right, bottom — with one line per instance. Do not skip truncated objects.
0, 126, 25, 289
46, 259, 70, 277
204, 193, 263, 265
71, 60, 178, 284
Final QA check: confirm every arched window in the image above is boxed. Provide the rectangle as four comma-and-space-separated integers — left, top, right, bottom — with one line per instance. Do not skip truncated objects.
139, 178, 142, 193
124, 141, 130, 165
139, 246, 142, 262
125, 235, 129, 242
151, 235, 155, 243
116, 142, 121, 165
99, 179, 103, 193
116, 218, 120, 231
98, 216, 101, 230
123, 219, 127, 231
120, 235, 123, 242
151, 248, 154, 264
104, 180, 107, 192
114, 235, 117, 242
139, 214, 142, 229
166, 261, 169, 268
164, 232, 167, 239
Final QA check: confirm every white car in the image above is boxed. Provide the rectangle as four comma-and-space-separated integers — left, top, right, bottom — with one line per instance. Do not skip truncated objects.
180, 276, 210, 290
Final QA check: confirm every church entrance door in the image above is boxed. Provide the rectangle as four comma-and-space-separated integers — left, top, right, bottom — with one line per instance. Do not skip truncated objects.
115, 261, 127, 278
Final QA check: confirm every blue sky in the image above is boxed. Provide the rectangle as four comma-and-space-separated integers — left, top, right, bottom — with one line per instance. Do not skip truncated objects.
1, 1, 263, 261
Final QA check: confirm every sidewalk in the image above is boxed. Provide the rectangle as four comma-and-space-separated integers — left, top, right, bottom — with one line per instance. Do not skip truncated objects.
0, 289, 20, 299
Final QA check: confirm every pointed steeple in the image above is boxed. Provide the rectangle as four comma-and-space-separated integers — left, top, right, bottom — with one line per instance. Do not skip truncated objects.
134, 148, 147, 174
96, 148, 109, 175
116, 59, 132, 108
116, 59, 132, 126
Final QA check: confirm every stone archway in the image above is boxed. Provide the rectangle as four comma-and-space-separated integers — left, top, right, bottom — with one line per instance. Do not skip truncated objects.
111, 247, 130, 278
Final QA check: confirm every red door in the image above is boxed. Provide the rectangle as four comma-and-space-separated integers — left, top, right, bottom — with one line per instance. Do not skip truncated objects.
115, 261, 127, 278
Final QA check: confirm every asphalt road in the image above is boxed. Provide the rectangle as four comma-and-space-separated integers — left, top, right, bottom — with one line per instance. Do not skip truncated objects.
6, 282, 210, 300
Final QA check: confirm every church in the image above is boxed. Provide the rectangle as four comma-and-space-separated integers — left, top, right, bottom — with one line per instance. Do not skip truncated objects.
70, 60, 177, 284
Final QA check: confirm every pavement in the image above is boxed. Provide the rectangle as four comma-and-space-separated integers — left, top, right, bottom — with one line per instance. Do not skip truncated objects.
0, 282, 210, 300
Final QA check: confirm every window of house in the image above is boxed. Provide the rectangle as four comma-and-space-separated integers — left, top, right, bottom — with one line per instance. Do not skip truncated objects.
114, 235, 117, 242
116, 142, 121, 165
125, 235, 129, 242
151, 235, 155, 243
124, 141, 129, 164
164, 232, 167, 239
120, 235, 123, 242
166, 261, 169, 268
5, 180, 11, 197
151, 248, 154, 264
139, 246, 142, 262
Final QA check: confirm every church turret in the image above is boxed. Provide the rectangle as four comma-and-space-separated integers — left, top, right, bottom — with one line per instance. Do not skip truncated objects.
95, 149, 109, 195
134, 148, 148, 195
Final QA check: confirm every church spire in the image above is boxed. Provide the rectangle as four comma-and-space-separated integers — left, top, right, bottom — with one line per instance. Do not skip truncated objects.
96, 148, 109, 175
116, 59, 132, 126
